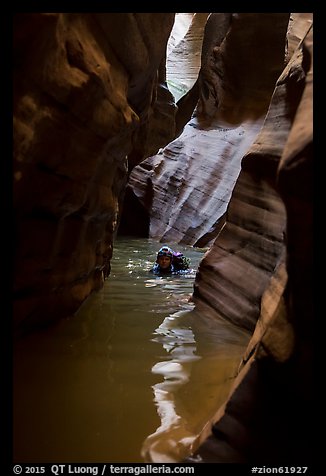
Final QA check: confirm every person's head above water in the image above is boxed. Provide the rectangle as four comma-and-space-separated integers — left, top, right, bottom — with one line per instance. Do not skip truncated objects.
156, 246, 173, 269
151, 246, 190, 275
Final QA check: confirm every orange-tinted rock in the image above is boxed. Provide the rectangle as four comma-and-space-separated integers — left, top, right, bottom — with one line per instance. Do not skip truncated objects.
13, 13, 175, 331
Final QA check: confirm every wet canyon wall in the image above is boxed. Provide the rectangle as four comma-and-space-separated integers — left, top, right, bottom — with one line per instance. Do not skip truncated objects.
13, 12, 313, 463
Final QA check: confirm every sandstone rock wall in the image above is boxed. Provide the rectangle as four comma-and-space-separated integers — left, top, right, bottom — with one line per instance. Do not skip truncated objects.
13, 12, 314, 464
185, 15, 313, 463
126, 13, 291, 247
123, 12, 313, 462
13, 13, 175, 332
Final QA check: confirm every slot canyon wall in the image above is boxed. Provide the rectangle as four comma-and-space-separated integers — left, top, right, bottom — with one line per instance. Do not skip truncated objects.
13, 13, 313, 463
126, 13, 313, 462
13, 13, 176, 332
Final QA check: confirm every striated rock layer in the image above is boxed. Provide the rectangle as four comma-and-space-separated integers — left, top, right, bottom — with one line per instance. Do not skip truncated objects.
166, 13, 209, 101
185, 15, 313, 463
125, 12, 313, 462
13, 11, 313, 464
192, 11, 311, 331
127, 13, 291, 247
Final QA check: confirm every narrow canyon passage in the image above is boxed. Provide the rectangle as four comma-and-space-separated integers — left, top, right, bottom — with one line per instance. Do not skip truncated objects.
13, 238, 250, 463
12, 12, 313, 464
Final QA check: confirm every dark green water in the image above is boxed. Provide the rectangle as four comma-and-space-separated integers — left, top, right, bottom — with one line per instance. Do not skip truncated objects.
13, 237, 250, 463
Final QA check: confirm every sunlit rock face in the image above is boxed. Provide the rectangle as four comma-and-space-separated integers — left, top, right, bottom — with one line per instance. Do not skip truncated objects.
127, 13, 290, 247
13, 13, 175, 331
166, 13, 209, 101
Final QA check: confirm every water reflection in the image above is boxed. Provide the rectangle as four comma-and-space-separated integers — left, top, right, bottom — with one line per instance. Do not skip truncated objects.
141, 303, 250, 463
13, 237, 249, 463
142, 308, 200, 462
